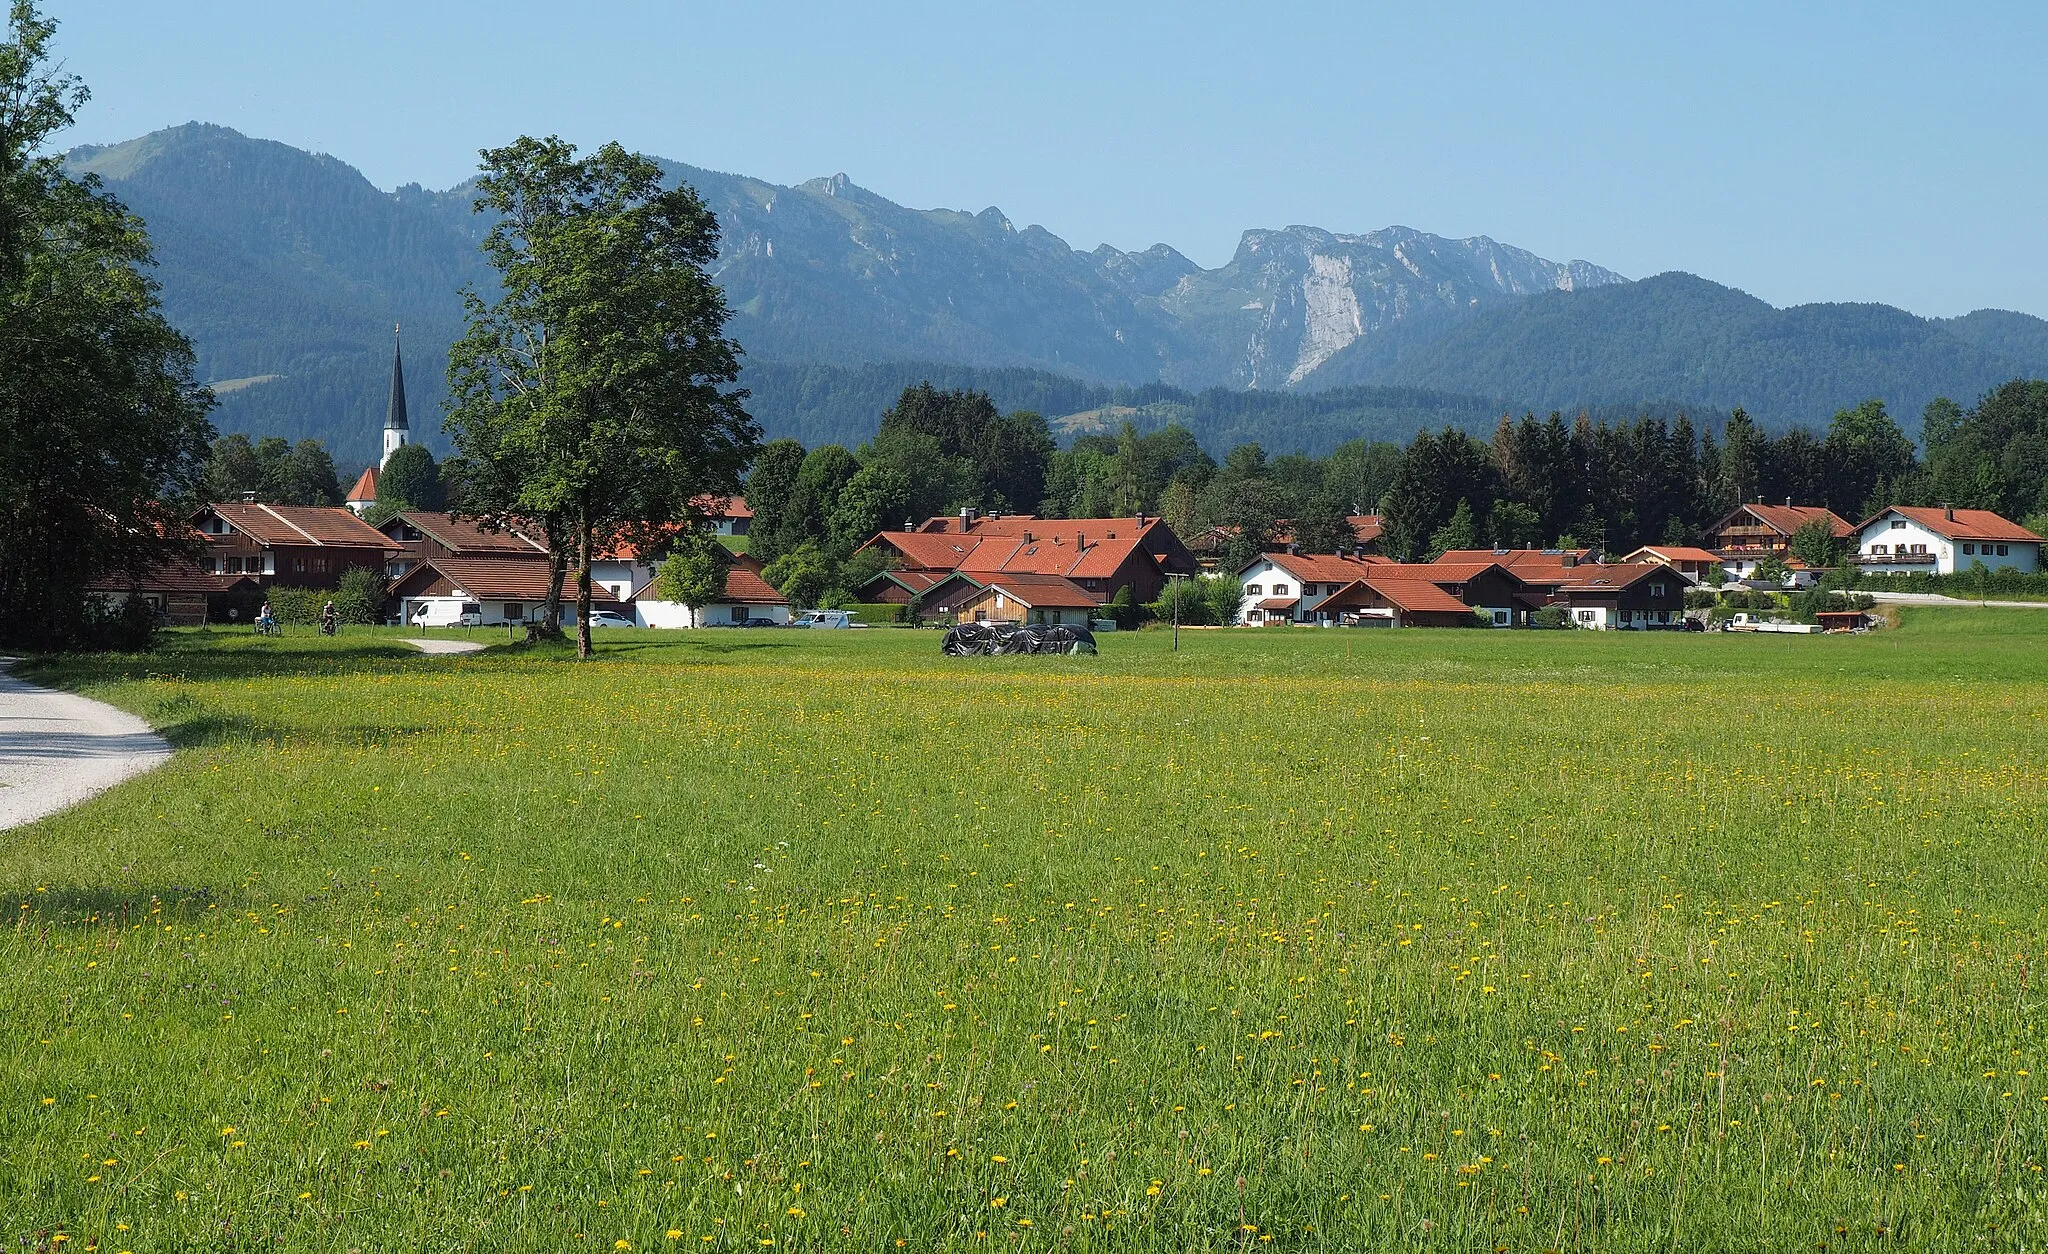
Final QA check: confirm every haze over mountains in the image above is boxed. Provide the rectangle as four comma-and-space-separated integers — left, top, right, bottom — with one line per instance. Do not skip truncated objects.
66, 124, 2048, 467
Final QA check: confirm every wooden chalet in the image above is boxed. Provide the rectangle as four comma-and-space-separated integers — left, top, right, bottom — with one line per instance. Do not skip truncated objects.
195, 502, 399, 590
951, 574, 1101, 626
87, 560, 264, 626
1700, 502, 1853, 578
379, 511, 549, 580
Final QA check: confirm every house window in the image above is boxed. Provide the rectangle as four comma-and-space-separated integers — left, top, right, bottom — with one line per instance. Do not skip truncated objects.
1576, 609, 1596, 622
503, 602, 523, 622
731, 606, 746, 623
1998, 544, 2010, 556
1910, 544, 1926, 554
973, 610, 987, 622
1491, 610, 1509, 626
1649, 582, 1666, 598
1890, 520, 1905, 529
1963, 543, 1976, 555
1245, 584, 1263, 596
1272, 583, 1290, 596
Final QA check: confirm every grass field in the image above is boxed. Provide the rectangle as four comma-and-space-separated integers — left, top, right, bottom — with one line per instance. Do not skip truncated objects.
5, 614, 2048, 1251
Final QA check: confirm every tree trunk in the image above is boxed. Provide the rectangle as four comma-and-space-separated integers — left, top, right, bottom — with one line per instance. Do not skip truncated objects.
542, 547, 568, 635
575, 505, 594, 659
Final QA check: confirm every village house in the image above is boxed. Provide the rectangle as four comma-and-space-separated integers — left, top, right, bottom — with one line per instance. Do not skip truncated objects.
1849, 505, 2042, 575
692, 494, 753, 537
389, 557, 626, 628
87, 561, 264, 626
1557, 562, 1689, 629
1233, 551, 1389, 624
1699, 502, 1853, 579
858, 515, 1191, 613
195, 501, 399, 589
378, 511, 549, 580
631, 556, 791, 627
950, 574, 1101, 626
1618, 545, 1725, 582
1235, 553, 1533, 626
1313, 576, 1479, 628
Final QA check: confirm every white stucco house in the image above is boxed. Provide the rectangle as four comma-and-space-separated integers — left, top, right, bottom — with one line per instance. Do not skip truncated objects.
631, 562, 791, 628
1234, 552, 1391, 625
1850, 506, 2042, 576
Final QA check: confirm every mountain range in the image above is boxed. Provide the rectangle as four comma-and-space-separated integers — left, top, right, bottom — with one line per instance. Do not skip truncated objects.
65, 124, 2048, 468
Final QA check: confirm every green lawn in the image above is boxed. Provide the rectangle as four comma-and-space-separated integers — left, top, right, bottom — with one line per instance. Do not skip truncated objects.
5, 612, 2048, 1251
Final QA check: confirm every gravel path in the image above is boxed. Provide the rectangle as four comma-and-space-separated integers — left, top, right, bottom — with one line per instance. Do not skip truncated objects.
0, 659, 171, 832
401, 638, 487, 655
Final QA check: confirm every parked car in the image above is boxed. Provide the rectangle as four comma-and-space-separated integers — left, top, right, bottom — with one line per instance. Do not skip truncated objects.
791, 609, 859, 629
588, 610, 635, 628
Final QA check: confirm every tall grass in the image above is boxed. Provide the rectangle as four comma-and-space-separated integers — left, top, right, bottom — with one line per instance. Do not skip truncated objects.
3, 613, 2046, 1250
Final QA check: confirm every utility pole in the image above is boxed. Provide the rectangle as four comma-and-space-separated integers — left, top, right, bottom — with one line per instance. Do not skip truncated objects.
1170, 572, 1184, 652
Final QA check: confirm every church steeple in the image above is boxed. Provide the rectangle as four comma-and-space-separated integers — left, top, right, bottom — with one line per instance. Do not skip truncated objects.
381, 324, 410, 469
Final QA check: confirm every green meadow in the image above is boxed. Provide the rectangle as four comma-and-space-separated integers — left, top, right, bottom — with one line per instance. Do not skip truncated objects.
5, 613, 2048, 1251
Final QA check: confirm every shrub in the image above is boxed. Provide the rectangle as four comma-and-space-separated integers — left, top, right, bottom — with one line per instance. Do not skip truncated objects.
77, 594, 160, 652
333, 567, 387, 625
269, 587, 323, 626
1531, 604, 1570, 629
1683, 588, 1718, 610
847, 603, 902, 627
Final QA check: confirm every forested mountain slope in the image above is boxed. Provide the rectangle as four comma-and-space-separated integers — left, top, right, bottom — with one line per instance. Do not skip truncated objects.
65, 124, 2048, 462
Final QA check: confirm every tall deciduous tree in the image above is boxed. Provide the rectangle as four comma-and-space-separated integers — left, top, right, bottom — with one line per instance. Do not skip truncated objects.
0, 2, 214, 650
446, 136, 757, 656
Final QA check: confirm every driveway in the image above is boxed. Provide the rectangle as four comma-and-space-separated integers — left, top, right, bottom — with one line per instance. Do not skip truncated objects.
0, 660, 171, 831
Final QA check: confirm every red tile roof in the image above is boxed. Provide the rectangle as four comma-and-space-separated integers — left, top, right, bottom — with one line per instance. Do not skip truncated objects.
719, 564, 787, 605
1319, 577, 1473, 615
1559, 562, 1676, 593
1255, 596, 1299, 611
1860, 506, 2042, 543
86, 558, 262, 595
1734, 503, 1855, 539
689, 493, 752, 520
1623, 545, 1724, 565
391, 511, 549, 555
1253, 551, 1392, 582
397, 558, 624, 605
205, 502, 400, 549
345, 466, 378, 504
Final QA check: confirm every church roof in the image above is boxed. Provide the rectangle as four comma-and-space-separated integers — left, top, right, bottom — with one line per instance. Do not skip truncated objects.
386, 329, 409, 431
345, 465, 378, 504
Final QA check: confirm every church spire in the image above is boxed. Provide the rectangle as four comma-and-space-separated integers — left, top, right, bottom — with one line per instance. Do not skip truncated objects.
381, 324, 411, 469
386, 324, 409, 433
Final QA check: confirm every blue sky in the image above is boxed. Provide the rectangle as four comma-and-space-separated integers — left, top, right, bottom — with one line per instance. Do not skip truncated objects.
49, 0, 2047, 317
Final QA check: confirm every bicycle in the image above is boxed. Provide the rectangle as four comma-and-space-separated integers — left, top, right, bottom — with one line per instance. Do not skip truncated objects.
254, 617, 280, 637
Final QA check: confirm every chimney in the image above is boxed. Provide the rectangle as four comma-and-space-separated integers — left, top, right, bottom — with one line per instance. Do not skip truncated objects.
959, 506, 971, 530
1561, 553, 1577, 568
241, 490, 257, 504
903, 517, 914, 532
1942, 501, 1955, 521
1136, 511, 1147, 527
1785, 497, 1792, 507
1022, 530, 1033, 543
1076, 532, 1086, 548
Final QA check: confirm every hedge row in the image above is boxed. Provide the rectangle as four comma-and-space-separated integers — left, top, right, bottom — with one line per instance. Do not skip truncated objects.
1851, 568, 2048, 597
